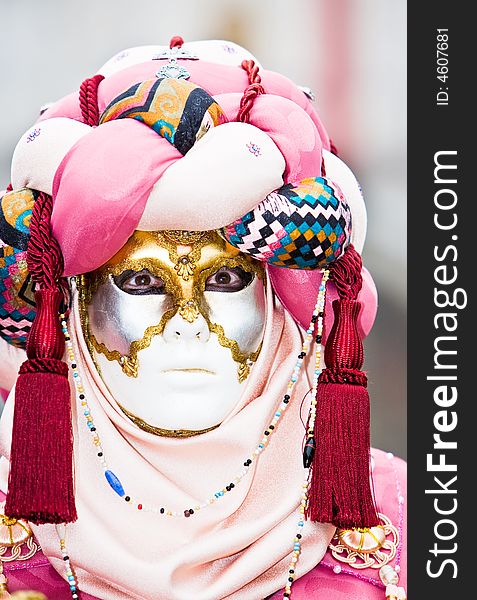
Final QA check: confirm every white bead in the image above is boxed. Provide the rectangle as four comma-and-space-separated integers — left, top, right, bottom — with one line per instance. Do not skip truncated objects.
386, 452, 394, 460
333, 565, 342, 574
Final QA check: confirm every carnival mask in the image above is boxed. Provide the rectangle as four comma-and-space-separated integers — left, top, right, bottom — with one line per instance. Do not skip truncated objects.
79, 230, 266, 436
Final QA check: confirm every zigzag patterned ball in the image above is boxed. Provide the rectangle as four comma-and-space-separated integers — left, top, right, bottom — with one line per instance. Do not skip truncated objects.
0, 188, 37, 348
222, 177, 352, 269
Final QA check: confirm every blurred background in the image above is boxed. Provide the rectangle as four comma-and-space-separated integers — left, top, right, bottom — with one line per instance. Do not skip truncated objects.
0, 0, 406, 458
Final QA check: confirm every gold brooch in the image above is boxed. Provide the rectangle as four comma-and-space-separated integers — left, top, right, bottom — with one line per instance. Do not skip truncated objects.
0, 506, 39, 596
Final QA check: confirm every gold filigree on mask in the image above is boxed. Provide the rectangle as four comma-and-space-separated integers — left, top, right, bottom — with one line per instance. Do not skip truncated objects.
157, 230, 211, 282
118, 403, 220, 438
79, 231, 265, 381
178, 299, 200, 323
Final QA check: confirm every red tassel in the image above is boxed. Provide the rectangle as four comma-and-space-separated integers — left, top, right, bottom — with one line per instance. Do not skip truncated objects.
307, 245, 379, 528
5, 289, 77, 524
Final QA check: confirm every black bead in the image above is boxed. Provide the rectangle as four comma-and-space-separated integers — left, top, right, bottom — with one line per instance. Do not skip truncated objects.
189, 509, 194, 515
71, 363, 77, 369
315, 335, 322, 344
65, 336, 70, 341
311, 315, 318, 323
284, 593, 290, 598
160, 508, 165, 514
226, 485, 231, 491
97, 452, 103, 457
229, 483, 235, 489
318, 311, 324, 317
269, 425, 275, 430
264, 430, 270, 436
297, 534, 302, 539
125, 496, 131, 502
63, 555, 69, 561
289, 569, 294, 574
303, 436, 316, 468
91, 427, 96, 432
284, 394, 290, 401
288, 577, 294, 582
79, 394, 85, 400
298, 352, 306, 359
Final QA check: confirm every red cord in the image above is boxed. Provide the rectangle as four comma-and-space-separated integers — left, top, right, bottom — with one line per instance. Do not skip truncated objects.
237, 60, 265, 123
79, 74, 105, 126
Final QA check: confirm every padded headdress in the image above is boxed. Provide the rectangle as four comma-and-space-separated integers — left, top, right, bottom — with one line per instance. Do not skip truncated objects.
1, 37, 378, 529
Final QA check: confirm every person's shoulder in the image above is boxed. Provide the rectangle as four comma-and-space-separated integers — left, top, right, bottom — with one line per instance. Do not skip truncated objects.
270, 448, 407, 599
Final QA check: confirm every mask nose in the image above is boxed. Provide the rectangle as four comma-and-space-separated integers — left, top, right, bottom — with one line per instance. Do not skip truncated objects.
162, 311, 211, 343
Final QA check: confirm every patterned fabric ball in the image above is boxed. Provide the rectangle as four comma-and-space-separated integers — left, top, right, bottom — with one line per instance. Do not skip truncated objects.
222, 177, 352, 269
0, 188, 37, 348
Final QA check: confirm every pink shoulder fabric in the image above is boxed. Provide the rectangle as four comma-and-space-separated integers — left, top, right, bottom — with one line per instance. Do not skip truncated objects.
267, 449, 407, 599
2, 451, 405, 599
0, 491, 97, 599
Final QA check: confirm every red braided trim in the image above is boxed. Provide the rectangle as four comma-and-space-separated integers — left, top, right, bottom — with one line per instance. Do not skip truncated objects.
27, 192, 64, 289
319, 368, 367, 386
169, 35, 184, 49
19, 358, 68, 377
237, 60, 265, 123
79, 74, 105, 127
6, 182, 13, 192
330, 244, 363, 300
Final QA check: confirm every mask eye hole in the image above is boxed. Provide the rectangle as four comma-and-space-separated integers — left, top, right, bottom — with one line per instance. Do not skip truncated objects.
205, 266, 253, 292
113, 269, 166, 295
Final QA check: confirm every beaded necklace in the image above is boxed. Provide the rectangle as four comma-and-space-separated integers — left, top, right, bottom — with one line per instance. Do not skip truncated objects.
56, 269, 330, 599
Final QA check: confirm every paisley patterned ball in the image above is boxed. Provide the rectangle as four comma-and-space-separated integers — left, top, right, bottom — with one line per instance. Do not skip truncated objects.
222, 177, 352, 269
0, 188, 38, 348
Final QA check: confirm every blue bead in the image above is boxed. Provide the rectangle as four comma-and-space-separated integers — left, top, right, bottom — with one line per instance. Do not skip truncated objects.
105, 470, 125, 497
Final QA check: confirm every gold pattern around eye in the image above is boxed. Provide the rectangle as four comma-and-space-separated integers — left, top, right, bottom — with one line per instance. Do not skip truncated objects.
178, 299, 200, 323
118, 403, 220, 438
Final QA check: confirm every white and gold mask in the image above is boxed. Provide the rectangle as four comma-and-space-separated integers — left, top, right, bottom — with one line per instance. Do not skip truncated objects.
79, 230, 266, 436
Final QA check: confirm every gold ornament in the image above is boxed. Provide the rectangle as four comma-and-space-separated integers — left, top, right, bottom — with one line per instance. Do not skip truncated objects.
0, 507, 39, 598
328, 513, 398, 570
178, 299, 200, 323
